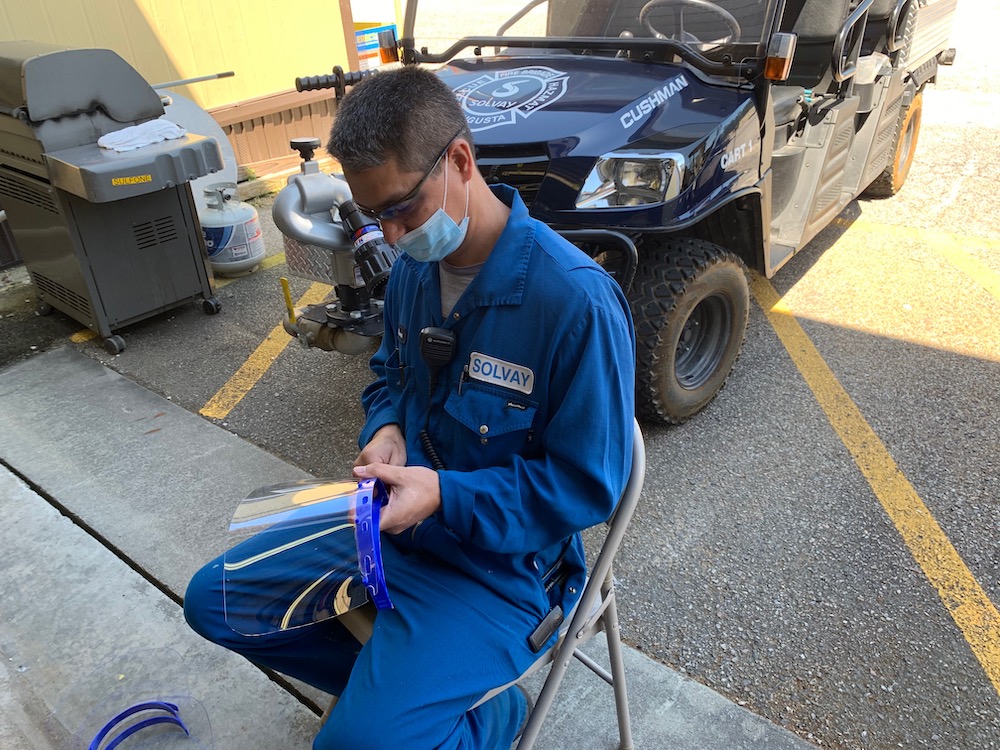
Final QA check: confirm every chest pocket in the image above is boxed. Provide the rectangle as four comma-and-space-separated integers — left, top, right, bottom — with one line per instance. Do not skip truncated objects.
382, 341, 410, 389
444, 385, 538, 446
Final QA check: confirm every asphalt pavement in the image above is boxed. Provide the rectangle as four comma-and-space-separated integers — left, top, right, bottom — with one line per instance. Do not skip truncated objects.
1, 1, 998, 747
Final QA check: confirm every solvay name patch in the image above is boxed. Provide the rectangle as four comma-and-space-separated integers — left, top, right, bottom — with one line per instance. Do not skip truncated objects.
469, 352, 534, 395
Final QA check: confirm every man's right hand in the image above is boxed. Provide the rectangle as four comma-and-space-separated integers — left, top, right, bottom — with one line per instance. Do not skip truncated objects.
354, 424, 407, 467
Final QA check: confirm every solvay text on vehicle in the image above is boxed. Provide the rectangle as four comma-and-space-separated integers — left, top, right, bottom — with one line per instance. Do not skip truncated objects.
620, 75, 689, 129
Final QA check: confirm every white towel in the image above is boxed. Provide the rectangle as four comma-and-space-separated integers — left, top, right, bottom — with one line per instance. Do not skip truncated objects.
98, 119, 187, 153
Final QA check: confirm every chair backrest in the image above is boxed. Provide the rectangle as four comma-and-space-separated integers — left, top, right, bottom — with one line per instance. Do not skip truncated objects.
582, 418, 645, 607
472, 419, 645, 705
503, 418, 644, 749
538, 417, 645, 610
610, 419, 646, 526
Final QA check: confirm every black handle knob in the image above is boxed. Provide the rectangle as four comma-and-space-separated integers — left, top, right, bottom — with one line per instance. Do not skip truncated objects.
289, 137, 321, 162
295, 74, 339, 92
294, 67, 378, 99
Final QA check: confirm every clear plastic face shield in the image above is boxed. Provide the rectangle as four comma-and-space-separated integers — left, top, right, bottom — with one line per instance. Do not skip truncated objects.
222, 478, 393, 636
47, 648, 213, 749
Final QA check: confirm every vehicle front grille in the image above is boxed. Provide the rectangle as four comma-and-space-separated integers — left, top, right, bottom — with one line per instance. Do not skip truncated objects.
475, 143, 550, 209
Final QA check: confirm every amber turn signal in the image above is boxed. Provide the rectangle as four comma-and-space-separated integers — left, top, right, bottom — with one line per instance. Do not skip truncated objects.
764, 32, 797, 81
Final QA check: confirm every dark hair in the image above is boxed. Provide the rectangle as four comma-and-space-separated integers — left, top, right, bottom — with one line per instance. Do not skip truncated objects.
327, 66, 472, 175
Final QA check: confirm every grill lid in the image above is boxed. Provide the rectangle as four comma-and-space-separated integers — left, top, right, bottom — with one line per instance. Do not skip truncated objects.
0, 41, 163, 124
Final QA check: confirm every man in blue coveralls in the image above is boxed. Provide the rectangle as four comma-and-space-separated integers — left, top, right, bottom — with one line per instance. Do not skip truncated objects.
185, 66, 635, 748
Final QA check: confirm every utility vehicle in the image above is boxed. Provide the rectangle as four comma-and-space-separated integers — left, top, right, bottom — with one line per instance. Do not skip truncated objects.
278, 0, 956, 423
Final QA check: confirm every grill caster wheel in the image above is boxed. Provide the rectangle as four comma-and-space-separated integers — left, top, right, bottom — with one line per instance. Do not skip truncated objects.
104, 335, 126, 355
203, 297, 222, 315
36, 301, 53, 316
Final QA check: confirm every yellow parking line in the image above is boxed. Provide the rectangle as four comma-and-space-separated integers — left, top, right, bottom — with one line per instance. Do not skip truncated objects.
832, 218, 1000, 302
753, 275, 1000, 695
832, 216, 1000, 252
70, 329, 97, 343
930, 238, 1000, 303
214, 252, 287, 290
199, 282, 331, 420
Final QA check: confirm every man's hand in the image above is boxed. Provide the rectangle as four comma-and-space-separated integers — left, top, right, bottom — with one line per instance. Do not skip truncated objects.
354, 424, 407, 467
352, 463, 441, 534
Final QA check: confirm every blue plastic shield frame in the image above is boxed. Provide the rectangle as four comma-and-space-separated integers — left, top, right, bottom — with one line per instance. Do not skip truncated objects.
353, 479, 392, 612
222, 478, 393, 636
46, 648, 214, 750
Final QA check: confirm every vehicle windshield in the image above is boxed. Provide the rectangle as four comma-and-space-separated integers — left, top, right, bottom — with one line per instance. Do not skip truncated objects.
407, 0, 776, 62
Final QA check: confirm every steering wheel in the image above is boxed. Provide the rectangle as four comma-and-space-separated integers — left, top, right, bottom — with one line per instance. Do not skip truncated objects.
639, 0, 742, 44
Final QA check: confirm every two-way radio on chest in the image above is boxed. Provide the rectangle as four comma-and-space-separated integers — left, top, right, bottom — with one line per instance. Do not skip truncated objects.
418, 326, 457, 471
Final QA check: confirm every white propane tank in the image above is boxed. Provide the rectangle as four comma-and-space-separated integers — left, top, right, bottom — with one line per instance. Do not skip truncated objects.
200, 182, 266, 275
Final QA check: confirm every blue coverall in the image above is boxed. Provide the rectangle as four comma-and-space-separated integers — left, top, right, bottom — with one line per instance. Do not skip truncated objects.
184, 185, 636, 749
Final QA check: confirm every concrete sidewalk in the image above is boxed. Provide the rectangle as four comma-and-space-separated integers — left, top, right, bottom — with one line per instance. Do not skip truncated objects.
0, 347, 815, 749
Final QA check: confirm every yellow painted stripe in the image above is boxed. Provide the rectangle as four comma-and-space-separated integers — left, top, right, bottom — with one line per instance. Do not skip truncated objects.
753, 275, 1000, 695
930, 238, 1000, 303
199, 282, 331, 420
831, 218, 1000, 302
832, 216, 1000, 252
70, 329, 97, 343
214, 252, 287, 289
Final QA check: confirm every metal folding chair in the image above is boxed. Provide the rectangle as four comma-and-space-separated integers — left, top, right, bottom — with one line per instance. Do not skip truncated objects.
473, 417, 645, 749
323, 419, 646, 749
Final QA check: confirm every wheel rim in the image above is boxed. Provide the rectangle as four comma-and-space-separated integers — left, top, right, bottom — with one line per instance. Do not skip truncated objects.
897, 112, 918, 178
674, 293, 732, 389
900, 115, 916, 162
894, 95, 921, 189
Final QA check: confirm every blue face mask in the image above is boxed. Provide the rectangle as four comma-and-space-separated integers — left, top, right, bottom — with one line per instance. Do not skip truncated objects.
395, 155, 469, 263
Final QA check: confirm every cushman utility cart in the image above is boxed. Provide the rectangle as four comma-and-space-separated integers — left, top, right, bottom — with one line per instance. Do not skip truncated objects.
277, 0, 956, 423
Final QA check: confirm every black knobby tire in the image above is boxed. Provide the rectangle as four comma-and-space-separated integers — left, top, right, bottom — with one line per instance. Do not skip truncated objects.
629, 237, 750, 424
863, 90, 923, 198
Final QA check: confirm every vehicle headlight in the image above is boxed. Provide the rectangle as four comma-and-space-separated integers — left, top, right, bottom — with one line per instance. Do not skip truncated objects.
576, 152, 685, 209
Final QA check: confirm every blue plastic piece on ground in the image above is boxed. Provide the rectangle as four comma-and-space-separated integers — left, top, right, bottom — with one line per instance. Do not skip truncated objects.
88, 700, 189, 749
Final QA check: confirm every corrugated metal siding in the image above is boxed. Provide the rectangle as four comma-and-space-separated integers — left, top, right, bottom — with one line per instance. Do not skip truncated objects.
0, 0, 351, 110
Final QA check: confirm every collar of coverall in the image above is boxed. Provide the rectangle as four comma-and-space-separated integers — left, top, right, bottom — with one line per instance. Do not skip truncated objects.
401, 184, 533, 309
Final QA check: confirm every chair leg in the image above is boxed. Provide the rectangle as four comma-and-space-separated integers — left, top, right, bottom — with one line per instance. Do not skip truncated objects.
338, 602, 376, 644
602, 586, 634, 750
515, 637, 577, 749
320, 695, 338, 727
318, 605, 375, 729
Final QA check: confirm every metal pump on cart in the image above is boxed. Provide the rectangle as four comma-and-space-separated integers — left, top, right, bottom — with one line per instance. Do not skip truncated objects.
272, 137, 400, 354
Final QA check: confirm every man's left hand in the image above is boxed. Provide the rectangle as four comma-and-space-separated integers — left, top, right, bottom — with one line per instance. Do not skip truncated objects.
353, 463, 441, 534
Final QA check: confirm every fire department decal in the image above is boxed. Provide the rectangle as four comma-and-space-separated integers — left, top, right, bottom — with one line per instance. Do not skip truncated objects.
454, 67, 569, 132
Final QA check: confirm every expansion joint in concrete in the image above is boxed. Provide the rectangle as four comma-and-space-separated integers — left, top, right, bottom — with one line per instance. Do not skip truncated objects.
0, 456, 326, 718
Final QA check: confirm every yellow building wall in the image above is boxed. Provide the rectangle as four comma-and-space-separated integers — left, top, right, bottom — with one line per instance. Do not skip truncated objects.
0, 0, 352, 110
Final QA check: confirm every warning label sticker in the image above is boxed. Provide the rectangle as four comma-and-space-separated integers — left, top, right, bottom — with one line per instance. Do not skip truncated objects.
112, 174, 153, 186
